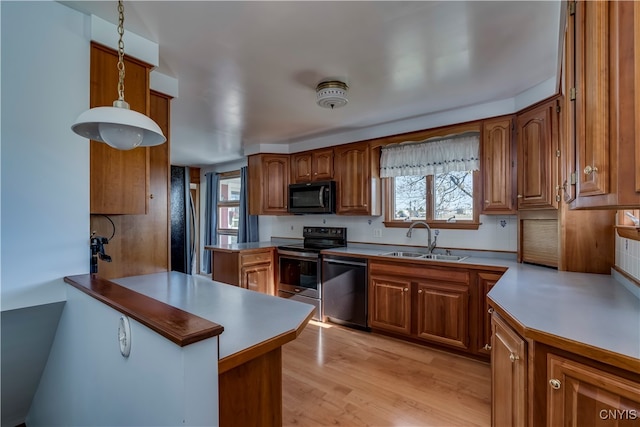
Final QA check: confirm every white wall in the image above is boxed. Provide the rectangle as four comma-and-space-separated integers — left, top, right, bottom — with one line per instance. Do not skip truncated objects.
27, 286, 218, 426
1, 1, 89, 311
260, 214, 517, 252
1, 2, 90, 425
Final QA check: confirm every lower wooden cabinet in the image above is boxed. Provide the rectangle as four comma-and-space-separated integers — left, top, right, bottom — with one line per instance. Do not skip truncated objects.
368, 261, 471, 352
547, 354, 640, 427
478, 272, 501, 355
369, 275, 412, 335
210, 248, 275, 295
489, 308, 640, 427
415, 281, 469, 350
491, 312, 527, 427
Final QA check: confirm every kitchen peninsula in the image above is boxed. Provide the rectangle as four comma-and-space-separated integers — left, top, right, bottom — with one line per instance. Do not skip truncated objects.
64, 272, 314, 427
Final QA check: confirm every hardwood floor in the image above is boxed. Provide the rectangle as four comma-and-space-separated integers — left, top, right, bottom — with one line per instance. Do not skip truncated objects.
282, 321, 491, 427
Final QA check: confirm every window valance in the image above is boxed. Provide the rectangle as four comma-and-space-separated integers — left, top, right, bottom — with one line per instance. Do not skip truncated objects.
380, 132, 480, 177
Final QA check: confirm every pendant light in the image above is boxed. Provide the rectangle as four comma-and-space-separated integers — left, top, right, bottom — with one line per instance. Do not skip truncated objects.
71, 0, 166, 150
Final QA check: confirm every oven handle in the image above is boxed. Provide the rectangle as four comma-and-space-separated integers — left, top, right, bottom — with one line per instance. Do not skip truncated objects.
323, 258, 367, 267
277, 249, 319, 260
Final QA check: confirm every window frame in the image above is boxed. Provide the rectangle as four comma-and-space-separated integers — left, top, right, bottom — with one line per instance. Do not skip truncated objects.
217, 170, 241, 244
382, 170, 481, 230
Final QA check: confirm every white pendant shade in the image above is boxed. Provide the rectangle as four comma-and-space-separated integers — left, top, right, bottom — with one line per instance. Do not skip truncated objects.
71, 105, 166, 150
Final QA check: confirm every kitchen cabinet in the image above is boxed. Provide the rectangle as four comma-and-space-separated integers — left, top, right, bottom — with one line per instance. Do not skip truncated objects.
368, 260, 471, 352
491, 311, 527, 427
90, 42, 152, 215
291, 148, 334, 183
415, 280, 469, 350
568, 0, 640, 208
248, 154, 290, 215
369, 275, 412, 335
516, 97, 560, 210
89, 43, 172, 280
210, 247, 275, 295
548, 354, 640, 426
334, 142, 381, 215
481, 116, 516, 214
477, 272, 501, 356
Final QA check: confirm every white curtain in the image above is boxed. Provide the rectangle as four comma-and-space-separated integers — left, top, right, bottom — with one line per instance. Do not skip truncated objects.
380, 133, 480, 177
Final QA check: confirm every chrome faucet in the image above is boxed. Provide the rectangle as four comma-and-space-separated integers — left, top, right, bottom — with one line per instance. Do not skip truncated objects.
406, 221, 437, 253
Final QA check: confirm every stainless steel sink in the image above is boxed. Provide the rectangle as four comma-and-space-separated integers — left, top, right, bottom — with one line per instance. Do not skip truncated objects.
422, 254, 469, 262
380, 251, 427, 258
379, 251, 468, 262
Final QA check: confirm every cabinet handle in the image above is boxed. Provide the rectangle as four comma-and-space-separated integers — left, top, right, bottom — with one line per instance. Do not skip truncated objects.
509, 352, 519, 362
149, 194, 154, 199
484, 200, 490, 204
403, 288, 409, 292
483, 344, 492, 351
583, 165, 598, 175
418, 289, 423, 293
549, 379, 561, 390
517, 194, 523, 198
314, 172, 318, 175
488, 307, 494, 314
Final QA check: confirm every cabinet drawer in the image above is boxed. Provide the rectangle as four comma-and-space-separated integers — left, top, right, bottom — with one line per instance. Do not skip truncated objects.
240, 250, 272, 266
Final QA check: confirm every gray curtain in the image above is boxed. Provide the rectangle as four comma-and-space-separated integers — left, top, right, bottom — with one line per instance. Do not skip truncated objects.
238, 166, 259, 243
203, 172, 219, 274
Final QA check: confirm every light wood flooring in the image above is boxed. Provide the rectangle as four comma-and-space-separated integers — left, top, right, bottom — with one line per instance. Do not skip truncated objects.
282, 321, 491, 427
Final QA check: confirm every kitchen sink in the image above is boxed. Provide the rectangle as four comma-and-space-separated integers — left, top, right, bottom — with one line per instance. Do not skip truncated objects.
380, 251, 428, 258
422, 254, 469, 262
379, 251, 469, 262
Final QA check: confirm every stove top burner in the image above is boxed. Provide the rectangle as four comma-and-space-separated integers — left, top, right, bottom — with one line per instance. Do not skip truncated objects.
277, 226, 347, 255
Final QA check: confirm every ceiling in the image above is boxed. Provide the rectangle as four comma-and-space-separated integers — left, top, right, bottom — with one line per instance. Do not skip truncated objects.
61, 1, 563, 167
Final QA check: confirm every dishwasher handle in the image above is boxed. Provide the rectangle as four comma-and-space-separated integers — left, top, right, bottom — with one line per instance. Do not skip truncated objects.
323, 258, 367, 267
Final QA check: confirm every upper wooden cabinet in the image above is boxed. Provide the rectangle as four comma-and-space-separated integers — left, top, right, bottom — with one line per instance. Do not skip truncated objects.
248, 154, 290, 215
482, 117, 516, 214
334, 142, 381, 215
516, 98, 560, 210
291, 148, 334, 183
90, 42, 152, 215
569, 0, 640, 208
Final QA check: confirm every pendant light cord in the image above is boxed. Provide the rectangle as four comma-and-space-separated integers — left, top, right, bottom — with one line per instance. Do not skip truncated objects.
116, 0, 126, 103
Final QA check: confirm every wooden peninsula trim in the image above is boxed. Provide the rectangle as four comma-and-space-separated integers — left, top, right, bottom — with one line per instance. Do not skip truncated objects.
64, 274, 224, 346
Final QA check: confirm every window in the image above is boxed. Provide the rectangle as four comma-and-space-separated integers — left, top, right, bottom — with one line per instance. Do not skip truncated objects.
217, 171, 241, 245
385, 171, 480, 229
381, 131, 481, 229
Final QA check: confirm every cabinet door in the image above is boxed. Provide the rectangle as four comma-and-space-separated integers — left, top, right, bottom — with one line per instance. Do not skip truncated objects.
262, 155, 290, 214
415, 281, 469, 350
574, 0, 610, 198
312, 149, 334, 181
369, 275, 411, 335
291, 153, 312, 183
241, 263, 272, 294
482, 117, 516, 214
516, 99, 558, 210
478, 272, 501, 355
548, 354, 640, 427
335, 143, 371, 215
90, 43, 150, 215
491, 313, 527, 427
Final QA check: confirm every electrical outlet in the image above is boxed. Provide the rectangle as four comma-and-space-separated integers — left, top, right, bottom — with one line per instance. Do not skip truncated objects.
373, 228, 382, 238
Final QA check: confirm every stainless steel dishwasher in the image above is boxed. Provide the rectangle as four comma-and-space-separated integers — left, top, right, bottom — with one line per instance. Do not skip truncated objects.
321, 254, 368, 330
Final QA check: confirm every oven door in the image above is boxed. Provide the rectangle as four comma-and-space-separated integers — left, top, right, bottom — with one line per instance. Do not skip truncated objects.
277, 250, 320, 299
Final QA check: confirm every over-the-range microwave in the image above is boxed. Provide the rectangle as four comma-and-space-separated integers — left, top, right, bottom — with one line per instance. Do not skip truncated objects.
288, 181, 336, 214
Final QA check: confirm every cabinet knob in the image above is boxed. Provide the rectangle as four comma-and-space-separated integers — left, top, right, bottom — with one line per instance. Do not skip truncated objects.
517, 194, 523, 198
149, 194, 154, 199
314, 172, 318, 175
418, 289, 423, 294
483, 344, 492, 351
509, 352, 519, 362
549, 378, 561, 390
488, 307, 494, 314
403, 288, 409, 292
485, 200, 490, 204
583, 165, 598, 175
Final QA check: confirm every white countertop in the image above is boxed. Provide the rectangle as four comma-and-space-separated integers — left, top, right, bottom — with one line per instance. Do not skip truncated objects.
112, 272, 314, 360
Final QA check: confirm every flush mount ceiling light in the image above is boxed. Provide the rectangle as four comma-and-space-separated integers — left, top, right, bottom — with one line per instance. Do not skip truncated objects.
316, 81, 349, 109
71, 0, 165, 150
